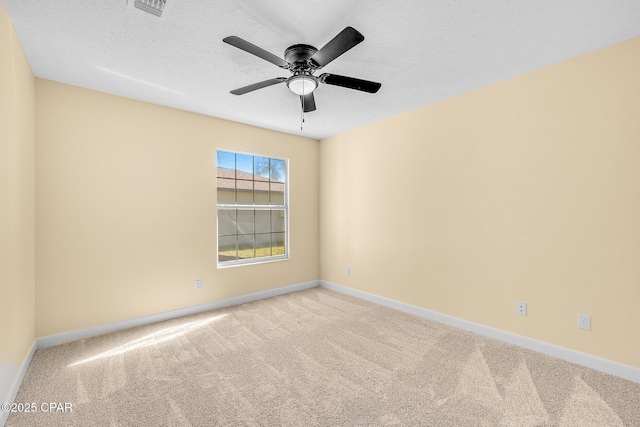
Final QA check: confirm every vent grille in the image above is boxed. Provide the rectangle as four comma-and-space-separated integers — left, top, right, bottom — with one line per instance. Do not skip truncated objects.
134, 0, 166, 17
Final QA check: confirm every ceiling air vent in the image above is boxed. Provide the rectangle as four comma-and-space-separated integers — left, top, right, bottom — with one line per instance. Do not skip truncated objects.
134, 0, 166, 17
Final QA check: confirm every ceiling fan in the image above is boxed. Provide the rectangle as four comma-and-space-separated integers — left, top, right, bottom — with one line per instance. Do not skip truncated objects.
223, 27, 381, 113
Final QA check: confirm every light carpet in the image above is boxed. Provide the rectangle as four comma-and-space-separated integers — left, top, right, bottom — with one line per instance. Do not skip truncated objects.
7, 287, 640, 426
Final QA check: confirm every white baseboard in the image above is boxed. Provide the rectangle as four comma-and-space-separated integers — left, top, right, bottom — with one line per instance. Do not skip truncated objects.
320, 280, 640, 385
0, 341, 37, 427
38, 280, 319, 349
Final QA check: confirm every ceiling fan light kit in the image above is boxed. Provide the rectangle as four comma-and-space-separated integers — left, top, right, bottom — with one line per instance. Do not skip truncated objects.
286, 74, 318, 96
223, 26, 381, 116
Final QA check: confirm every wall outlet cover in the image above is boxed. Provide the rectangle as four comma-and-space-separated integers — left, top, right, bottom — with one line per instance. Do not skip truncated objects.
516, 301, 527, 316
578, 313, 591, 330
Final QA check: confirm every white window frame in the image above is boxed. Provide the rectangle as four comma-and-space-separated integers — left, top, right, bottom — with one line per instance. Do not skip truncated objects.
216, 150, 289, 268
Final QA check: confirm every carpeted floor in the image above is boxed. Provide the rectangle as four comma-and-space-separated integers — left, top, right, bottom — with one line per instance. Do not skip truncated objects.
7, 287, 640, 426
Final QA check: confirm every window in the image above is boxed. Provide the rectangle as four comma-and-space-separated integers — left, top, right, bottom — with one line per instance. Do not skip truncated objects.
216, 150, 288, 267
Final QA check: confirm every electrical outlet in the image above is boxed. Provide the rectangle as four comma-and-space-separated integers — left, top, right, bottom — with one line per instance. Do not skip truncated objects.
346, 267, 351, 276
516, 301, 527, 316
195, 279, 202, 290
578, 313, 591, 330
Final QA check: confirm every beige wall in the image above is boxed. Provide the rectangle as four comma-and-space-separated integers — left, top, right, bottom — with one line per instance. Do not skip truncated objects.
319, 37, 640, 367
35, 79, 318, 337
0, 0, 35, 398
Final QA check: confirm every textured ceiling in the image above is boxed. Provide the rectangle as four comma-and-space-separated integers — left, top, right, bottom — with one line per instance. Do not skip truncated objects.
5, 0, 640, 140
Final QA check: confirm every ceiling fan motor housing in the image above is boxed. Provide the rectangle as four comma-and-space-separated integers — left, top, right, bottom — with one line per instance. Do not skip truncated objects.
284, 44, 318, 66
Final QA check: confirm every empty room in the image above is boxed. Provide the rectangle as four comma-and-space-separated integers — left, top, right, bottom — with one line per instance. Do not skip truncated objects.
2, 1, 640, 425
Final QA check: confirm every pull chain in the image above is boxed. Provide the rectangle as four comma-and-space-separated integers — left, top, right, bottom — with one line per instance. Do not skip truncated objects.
300, 76, 305, 130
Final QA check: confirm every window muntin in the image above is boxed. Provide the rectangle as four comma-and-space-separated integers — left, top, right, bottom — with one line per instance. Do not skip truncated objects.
216, 150, 288, 266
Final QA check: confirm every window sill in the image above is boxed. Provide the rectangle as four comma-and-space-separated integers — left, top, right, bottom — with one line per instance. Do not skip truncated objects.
217, 255, 289, 269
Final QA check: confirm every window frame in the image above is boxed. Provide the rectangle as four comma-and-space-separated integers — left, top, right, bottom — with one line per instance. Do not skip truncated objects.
216, 149, 290, 268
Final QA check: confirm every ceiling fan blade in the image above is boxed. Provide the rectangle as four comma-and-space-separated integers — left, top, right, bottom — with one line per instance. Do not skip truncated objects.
223, 36, 290, 69
319, 73, 381, 93
309, 27, 364, 68
230, 78, 287, 95
300, 93, 316, 112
